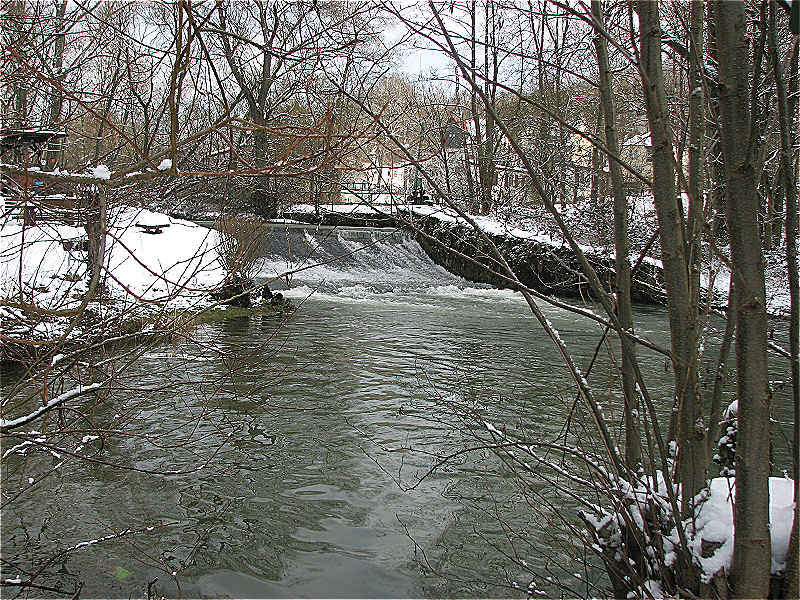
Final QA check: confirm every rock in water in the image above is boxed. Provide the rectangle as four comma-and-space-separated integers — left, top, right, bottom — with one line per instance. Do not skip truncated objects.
212, 279, 252, 308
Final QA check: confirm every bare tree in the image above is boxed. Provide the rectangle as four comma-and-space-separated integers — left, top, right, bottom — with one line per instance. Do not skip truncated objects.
361, 1, 795, 597
1, 2, 380, 594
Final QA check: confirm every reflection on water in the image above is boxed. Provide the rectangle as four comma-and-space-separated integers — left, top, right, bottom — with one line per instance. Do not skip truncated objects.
1, 228, 793, 598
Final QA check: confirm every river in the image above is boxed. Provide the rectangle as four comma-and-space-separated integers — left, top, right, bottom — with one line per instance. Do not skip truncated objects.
1, 226, 793, 598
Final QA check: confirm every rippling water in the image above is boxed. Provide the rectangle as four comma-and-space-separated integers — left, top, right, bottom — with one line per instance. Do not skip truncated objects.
2, 227, 793, 598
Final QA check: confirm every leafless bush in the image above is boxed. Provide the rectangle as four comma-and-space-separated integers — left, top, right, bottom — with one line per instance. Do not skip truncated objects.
214, 216, 267, 283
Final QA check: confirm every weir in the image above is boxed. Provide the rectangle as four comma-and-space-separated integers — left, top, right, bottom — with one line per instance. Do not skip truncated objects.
256, 223, 470, 296
198, 214, 668, 304
257, 220, 670, 305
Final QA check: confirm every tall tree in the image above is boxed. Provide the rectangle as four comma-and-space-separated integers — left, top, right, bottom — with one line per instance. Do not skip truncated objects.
712, 1, 772, 596
770, 2, 800, 596
637, 0, 705, 511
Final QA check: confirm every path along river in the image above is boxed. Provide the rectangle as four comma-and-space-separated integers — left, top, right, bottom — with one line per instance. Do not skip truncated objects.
1, 226, 794, 597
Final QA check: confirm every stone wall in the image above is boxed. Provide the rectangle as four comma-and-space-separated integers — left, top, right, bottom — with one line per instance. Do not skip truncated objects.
401, 211, 667, 305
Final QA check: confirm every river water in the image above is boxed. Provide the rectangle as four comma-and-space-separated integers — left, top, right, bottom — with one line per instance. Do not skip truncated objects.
1, 227, 793, 598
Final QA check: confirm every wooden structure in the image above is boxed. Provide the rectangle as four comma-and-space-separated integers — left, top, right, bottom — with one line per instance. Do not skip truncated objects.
1, 129, 82, 225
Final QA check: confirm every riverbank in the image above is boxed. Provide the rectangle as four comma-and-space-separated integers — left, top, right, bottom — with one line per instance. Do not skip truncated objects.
0, 206, 288, 362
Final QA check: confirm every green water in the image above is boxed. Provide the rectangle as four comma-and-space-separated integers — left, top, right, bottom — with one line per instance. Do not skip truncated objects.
2, 232, 794, 598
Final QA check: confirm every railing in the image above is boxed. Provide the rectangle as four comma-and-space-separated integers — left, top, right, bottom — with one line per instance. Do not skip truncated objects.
3, 196, 83, 225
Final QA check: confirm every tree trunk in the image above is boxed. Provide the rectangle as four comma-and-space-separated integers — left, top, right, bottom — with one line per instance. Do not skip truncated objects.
467, 0, 493, 215
637, 0, 705, 515
706, 7, 728, 239
251, 127, 277, 218
589, 109, 602, 207
764, 170, 774, 252
47, 1, 68, 128
480, 0, 497, 215
686, 0, 705, 351
770, 3, 800, 597
591, 0, 640, 468
714, 2, 772, 597
83, 189, 107, 298
7, 1, 29, 128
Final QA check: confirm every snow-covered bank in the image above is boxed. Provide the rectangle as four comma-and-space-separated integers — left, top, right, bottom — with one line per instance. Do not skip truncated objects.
400, 205, 669, 304
407, 204, 797, 317
585, 472, 796, 599
282, 202, 398, 228
1, 206, 226, 346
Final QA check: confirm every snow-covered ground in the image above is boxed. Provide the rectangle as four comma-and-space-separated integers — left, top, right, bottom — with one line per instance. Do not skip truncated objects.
1, 206, 226, 341
289, 202, 394, 215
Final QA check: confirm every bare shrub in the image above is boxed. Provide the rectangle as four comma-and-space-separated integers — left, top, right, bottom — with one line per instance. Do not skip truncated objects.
214, 216, 267, 284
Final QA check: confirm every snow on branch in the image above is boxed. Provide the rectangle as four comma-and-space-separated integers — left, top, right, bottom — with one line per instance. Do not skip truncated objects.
65, 522, 173, 552
1, 382, 106, 433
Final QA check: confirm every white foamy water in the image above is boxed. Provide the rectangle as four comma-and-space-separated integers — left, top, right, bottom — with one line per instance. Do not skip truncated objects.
256, 228, 526, 305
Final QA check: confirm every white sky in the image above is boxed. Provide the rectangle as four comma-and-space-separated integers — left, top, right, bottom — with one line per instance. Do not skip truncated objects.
381, 6, 459, 77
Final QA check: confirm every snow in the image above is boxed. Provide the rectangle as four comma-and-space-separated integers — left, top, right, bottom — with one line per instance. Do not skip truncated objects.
103, 209, 224, 302
409, 204, 554, 243
396, 200, 790, 316
157, 158, 172, 171
622, 132, 652, 147
582, 468, 793, 594
640, 580, 663, 599
0, 383, 102, 432
1, 163, 121, 181
265, 218, 307, 224
723, 400, 738, 420
91, 164, 111, 180
406, 203, 619, 257
691, 476, 795, 581
2, 440, 34, 458
290, 202, 388, 215
1, 206, 227, 340
701, 248, 791, 316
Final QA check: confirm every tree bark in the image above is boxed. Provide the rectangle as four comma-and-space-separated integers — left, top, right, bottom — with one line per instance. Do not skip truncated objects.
589, 109, 602, 207
7, 0, 29, 128
686, 0, 705, 354
770, 3, 800, 597
637, 0, 705, 513
83, 188, 106, 298
47, 1, 68, 128
713, 2, 772, 597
